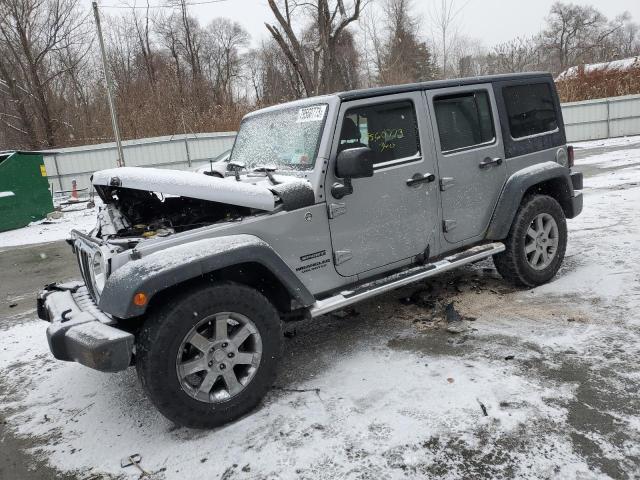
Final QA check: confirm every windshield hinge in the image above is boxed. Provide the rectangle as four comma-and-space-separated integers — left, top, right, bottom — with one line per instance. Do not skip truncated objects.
443, 219, 457, 233
328, 202, 346, 219
439, 177, 455, 191
334, 250, 353, 265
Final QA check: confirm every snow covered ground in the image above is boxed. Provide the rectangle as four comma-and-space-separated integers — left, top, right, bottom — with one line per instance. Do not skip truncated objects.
573, 134, 640, 151
0, 137, 639, 479
0, 202, 98, 250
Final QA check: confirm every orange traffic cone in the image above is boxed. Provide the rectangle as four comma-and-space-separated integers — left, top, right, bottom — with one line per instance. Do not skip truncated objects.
71, 179, 79, 202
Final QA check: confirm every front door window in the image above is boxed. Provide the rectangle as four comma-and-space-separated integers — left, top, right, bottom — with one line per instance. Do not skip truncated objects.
339, 101, 420, 166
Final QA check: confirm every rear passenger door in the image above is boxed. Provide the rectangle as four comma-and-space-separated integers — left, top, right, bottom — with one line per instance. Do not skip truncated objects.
426, 85, 506, 244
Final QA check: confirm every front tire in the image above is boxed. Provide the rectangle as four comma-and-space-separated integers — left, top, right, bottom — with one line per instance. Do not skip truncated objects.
136, 282, 282, 428
494, 194, 567, 287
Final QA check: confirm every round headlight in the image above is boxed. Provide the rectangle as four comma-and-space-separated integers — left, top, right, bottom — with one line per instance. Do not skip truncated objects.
91, 251, 107, 295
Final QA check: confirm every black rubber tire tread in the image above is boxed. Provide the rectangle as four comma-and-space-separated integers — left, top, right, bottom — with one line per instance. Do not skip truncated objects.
493, 194, 567, 287
136, 281, 282, 428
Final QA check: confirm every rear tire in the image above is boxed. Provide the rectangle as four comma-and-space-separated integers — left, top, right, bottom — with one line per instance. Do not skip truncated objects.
494, 194, 567, 287
136, 282, 282, 428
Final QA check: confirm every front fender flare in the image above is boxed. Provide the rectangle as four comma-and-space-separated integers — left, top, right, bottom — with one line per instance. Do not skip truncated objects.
486, 162, 576, 240
98, 234, 315, 318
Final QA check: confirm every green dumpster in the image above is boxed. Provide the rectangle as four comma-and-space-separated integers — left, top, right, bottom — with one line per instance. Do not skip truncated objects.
0, 151, 54, 232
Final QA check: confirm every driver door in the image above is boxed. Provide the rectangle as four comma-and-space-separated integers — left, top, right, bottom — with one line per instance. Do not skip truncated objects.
325, 92, 439, 278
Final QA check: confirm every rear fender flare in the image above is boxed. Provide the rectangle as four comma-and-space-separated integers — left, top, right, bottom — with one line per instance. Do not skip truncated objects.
486, 162, 575, 240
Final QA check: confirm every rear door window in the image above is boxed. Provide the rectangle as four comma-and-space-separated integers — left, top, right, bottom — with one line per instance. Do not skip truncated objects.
433, 91, 495, 153
503, 83, 559, 138
339, 101, 420, 165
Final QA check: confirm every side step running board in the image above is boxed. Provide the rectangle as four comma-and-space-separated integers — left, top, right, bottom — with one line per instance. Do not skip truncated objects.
309, 242, 505, 318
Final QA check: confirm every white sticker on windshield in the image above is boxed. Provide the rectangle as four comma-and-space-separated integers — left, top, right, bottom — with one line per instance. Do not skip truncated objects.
297, 105, 327, 123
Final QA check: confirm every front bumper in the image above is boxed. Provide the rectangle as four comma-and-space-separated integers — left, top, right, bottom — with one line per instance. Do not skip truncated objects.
37, 282, 134, 372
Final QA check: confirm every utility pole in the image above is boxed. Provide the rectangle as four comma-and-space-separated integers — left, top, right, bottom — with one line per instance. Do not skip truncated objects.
93, 1, 125, 167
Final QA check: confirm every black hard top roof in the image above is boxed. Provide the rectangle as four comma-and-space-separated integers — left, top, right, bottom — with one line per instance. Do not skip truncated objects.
337, 72, 552, 101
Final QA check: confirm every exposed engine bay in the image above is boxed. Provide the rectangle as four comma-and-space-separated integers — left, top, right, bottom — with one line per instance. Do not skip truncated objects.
90, 166, 317, 241
95, 186, 250, 239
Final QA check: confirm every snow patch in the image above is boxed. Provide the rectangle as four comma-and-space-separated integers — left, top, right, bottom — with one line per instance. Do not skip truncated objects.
0, 203, 99, 249
92, 167, 278, 211
576, 148, 640, 169
0, 321, 577, 479
107, 234, 264, 281
557, 56, 640, 79
573, 134, 640, 150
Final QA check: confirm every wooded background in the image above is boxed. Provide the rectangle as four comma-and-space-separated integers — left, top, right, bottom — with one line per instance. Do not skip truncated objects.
1, 0, 639, 150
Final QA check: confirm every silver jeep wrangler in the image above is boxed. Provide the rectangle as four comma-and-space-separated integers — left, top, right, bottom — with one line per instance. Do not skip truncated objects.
38, 73, 582, 428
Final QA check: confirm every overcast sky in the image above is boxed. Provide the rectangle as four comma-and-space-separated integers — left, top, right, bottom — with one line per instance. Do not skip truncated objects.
97, 0, 640, 49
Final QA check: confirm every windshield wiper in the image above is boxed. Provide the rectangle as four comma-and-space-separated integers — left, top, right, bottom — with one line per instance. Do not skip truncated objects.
227, 161, 245, 181
252, 165, 280, 185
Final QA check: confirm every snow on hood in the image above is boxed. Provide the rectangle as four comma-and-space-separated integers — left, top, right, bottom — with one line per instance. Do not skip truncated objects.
92, 167, 279, 211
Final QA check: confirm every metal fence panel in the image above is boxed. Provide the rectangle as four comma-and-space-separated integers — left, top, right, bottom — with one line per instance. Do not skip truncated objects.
565, 121, 609, 142
609, 95, 640, 138
39, 94, 640, 193
43, 132, 235, 193
562, 94, 640, 142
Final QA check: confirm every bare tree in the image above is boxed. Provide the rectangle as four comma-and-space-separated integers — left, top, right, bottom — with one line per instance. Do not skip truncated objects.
0, 61, 38, 148
167, 0, 201, 81
131, 1, 156, 85
379, 0, 437, 84
156, 13, 184, 93
599, 13, 640, 60
359, 5, 385, 87
541, 2, 627, 73
203, 18, 249, 105
0, 0, 90, 147
487, 37, 541, 74
428, 0, 469, 78
265, 0, 364, 96
248, 40, 306, 104
2, 0, 639, 151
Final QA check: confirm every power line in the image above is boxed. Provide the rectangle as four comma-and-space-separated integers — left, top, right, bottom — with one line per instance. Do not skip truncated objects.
99, 0, 230, 9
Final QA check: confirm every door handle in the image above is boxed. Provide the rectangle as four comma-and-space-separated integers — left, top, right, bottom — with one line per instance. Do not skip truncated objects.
406, 173, 436, 186
479, 157, 503, 169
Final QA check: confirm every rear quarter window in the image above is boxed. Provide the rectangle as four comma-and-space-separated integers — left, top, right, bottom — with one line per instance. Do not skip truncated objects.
433, 91, 495, 153
503, 83, 559, 138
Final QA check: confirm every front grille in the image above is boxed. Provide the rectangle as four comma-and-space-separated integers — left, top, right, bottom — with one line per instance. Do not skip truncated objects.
76, 246, 96, 301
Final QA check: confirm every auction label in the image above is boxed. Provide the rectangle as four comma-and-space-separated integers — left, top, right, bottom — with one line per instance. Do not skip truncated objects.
297, 104, 327, 123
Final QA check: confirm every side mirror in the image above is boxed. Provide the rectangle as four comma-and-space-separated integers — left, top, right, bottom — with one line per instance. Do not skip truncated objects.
332, 147, 374, 199
335, 147, 374, 179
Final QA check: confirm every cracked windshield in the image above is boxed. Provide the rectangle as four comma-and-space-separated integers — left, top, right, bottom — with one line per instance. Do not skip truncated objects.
229, 104, 328, 171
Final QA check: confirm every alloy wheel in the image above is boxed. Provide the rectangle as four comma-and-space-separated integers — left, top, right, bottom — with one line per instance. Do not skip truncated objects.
524, 213, 559, 270
176, 312, 262, 403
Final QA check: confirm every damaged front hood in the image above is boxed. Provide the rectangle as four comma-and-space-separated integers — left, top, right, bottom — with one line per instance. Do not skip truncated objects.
93, 167, 283, 211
